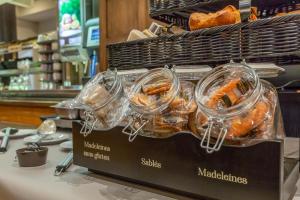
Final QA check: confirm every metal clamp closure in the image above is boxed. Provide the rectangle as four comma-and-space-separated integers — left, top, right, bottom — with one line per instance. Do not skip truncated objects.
80, 110, 98, 137
200, 118, 228, 154
122, 113, 149, 142
239, 0, 251, 22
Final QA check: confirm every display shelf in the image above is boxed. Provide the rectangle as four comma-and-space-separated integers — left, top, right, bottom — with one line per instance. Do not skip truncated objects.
37, 39, 57, 45
38, 50, 58, 54
40, 60, 53, 64
0, 68, 42, 77
72, 118, 298, 200
40, 60, 60, 64
41, 71, 54, 74
16, 57, 33, 61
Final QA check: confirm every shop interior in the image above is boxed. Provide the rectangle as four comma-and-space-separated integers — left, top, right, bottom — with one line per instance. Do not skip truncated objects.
0, 1, 299, 200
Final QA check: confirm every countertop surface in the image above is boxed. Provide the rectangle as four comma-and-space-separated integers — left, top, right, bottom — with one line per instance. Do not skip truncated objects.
0, 90, 79, 106
0, 132, 186, 200
0, 126, 299, 200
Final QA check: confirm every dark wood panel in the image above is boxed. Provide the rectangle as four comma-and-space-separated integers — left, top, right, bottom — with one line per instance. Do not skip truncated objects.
99, 0, 152, 70
106, 0, 151, 43
0, 4, 16, 42
100, 0, 107, 71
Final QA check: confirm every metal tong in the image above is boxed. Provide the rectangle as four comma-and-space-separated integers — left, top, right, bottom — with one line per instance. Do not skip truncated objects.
0, 128, 18, 152
54, 152, 73, 176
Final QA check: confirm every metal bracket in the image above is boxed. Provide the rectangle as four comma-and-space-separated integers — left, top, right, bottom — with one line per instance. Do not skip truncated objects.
239, 0, 252, 22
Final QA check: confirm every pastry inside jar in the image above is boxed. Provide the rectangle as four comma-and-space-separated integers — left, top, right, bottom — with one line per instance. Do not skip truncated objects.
129, 69, 196, 138
195, 63, 278, 150
76, 70, 129, 131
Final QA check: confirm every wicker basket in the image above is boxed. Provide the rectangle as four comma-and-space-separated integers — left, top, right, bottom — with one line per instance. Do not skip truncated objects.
108, 15, 300, 69
108, 23, 242, 69
242, 14, 300, 59
149, 0, 300, 30
149, 0, 238, 30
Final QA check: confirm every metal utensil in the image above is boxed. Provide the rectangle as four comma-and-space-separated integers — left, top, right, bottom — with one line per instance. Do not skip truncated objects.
54, 152, 73, 176
0, 128, 18, 152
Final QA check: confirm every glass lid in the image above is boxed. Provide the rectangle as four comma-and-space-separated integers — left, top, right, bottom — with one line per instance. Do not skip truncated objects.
76, 70, 121, 110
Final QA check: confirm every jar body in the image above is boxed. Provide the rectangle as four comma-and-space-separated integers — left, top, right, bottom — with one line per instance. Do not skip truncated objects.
92, 84, 129, 130
133, 81, 197, 138
76, 71, 129, 131
127, 68, 197, 138
195, 81, 279, 144
193, 63, 283, 150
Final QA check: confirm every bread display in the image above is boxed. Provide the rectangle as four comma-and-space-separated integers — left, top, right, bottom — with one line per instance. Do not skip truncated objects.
76, 64, 280, 152
194, 63, 278, 150
189, 5, 241, 31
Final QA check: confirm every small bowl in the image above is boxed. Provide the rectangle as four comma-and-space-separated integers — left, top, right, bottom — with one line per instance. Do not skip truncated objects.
16, 147, 48, 167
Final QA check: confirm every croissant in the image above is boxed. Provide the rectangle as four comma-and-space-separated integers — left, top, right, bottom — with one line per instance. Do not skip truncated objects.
189, 5, 241, 31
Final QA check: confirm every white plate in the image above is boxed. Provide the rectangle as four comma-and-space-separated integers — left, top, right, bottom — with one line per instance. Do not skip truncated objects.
0, 129, 36, 139
60, 141, 73, 150
24, 134, 69, 145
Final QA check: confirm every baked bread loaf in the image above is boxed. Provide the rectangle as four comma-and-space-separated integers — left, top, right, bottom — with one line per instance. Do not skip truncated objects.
276, 9, 300, 17
249, 7, 258, 21
189, 5, 241, 31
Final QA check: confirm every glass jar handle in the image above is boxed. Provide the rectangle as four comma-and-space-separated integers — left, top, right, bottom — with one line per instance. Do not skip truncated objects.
200, 119, 228, 154
80, 110, 98, 137
122, 113, 149, 142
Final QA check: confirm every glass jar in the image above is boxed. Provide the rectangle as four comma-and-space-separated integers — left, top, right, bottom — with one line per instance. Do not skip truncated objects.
123, 68, 197, 141
76, 70, 129, 136
193, 62, 282, 153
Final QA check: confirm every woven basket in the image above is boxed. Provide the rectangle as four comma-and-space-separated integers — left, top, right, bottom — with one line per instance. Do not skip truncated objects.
108, 23, 242, 69
149, 0, 238, 30
108, 15, 300, 69
242, 14, 300, 59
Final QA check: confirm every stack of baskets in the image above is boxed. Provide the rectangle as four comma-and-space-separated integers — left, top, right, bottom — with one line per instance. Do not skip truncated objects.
108, 0, 300, 69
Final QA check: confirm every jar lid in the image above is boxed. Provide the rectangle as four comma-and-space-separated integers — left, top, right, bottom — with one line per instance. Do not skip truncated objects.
195, 62, 261, 119
128, 68, 180, 115
76, 70, 122, 110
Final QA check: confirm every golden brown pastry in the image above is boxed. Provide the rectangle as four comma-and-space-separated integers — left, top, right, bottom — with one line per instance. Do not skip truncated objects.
131, 93, 152, 106
227, 101, 269, 138
142, 81, 171, 95
83, 85, 110, 107
189, 5, 241, 31
251, 7, 258, 17
249, 7, 258, 21
276, 9, 300, 17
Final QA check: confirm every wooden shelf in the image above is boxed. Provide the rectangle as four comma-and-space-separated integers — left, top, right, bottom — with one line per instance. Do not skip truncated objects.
37, 39, 57, 45
0, 68, 42, 77
40, 60, 61, 64
38, 50, 58, 54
